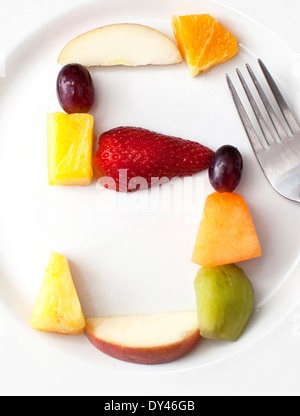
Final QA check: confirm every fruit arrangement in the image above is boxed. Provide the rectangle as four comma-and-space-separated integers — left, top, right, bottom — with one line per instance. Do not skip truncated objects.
30, 13, 263, 365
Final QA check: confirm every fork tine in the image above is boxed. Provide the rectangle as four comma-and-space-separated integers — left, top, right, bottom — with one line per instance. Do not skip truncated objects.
236, 68, 274, 146
246, 63, 288, 141
226, 74, 263, 154
258, 59, 300, 134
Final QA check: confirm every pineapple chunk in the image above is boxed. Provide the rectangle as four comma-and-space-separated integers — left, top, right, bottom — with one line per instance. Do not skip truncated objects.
47, 112, 94, 186
30, 252, 86, 335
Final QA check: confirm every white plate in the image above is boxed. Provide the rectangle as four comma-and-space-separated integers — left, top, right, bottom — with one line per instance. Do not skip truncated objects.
0, 0, 300, 395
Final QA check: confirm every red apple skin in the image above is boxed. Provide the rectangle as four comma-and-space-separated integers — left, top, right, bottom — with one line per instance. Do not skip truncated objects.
85, 329, 201, 365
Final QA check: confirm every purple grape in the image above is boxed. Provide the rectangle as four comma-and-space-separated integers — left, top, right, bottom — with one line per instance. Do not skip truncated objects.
209, 145, 243, 193
57, 64, 95, 114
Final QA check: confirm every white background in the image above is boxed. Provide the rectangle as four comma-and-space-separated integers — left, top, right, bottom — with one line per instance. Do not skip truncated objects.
0, 0, 300, 396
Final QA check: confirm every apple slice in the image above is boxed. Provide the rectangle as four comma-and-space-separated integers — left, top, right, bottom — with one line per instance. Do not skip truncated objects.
58, 24, 182, 67
85, 311, 201, 365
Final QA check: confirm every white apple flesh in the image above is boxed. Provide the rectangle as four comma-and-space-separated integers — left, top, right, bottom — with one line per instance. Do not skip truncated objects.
58, 24, 182, 67
85, 311, 201, 365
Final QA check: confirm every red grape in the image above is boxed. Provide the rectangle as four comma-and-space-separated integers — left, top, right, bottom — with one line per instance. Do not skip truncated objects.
57, 64, 95, 114
209, 145, 243, 193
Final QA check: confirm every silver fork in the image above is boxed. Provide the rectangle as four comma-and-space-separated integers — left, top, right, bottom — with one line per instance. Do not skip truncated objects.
227, 59, 300, 203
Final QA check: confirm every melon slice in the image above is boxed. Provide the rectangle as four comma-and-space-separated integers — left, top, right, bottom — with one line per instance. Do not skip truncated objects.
192, 193, 262, 267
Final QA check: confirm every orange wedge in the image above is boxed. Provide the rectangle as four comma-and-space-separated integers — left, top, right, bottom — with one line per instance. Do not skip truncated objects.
172, 14, 239, 77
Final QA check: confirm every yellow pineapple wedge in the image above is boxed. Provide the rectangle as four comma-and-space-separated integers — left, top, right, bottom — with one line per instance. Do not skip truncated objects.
47, 112, 94, 186
30, 252, 86, 335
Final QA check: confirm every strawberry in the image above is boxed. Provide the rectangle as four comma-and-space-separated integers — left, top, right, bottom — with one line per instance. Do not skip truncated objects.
94, 127, 214, 192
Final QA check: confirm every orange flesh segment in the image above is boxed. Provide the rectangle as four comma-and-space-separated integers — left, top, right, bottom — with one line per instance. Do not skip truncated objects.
192, 193, 262, 267
172, 14, 239, 77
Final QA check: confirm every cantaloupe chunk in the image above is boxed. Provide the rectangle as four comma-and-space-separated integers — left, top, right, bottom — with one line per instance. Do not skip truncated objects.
192, 193, 262, 267
30, 252, 86, 335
